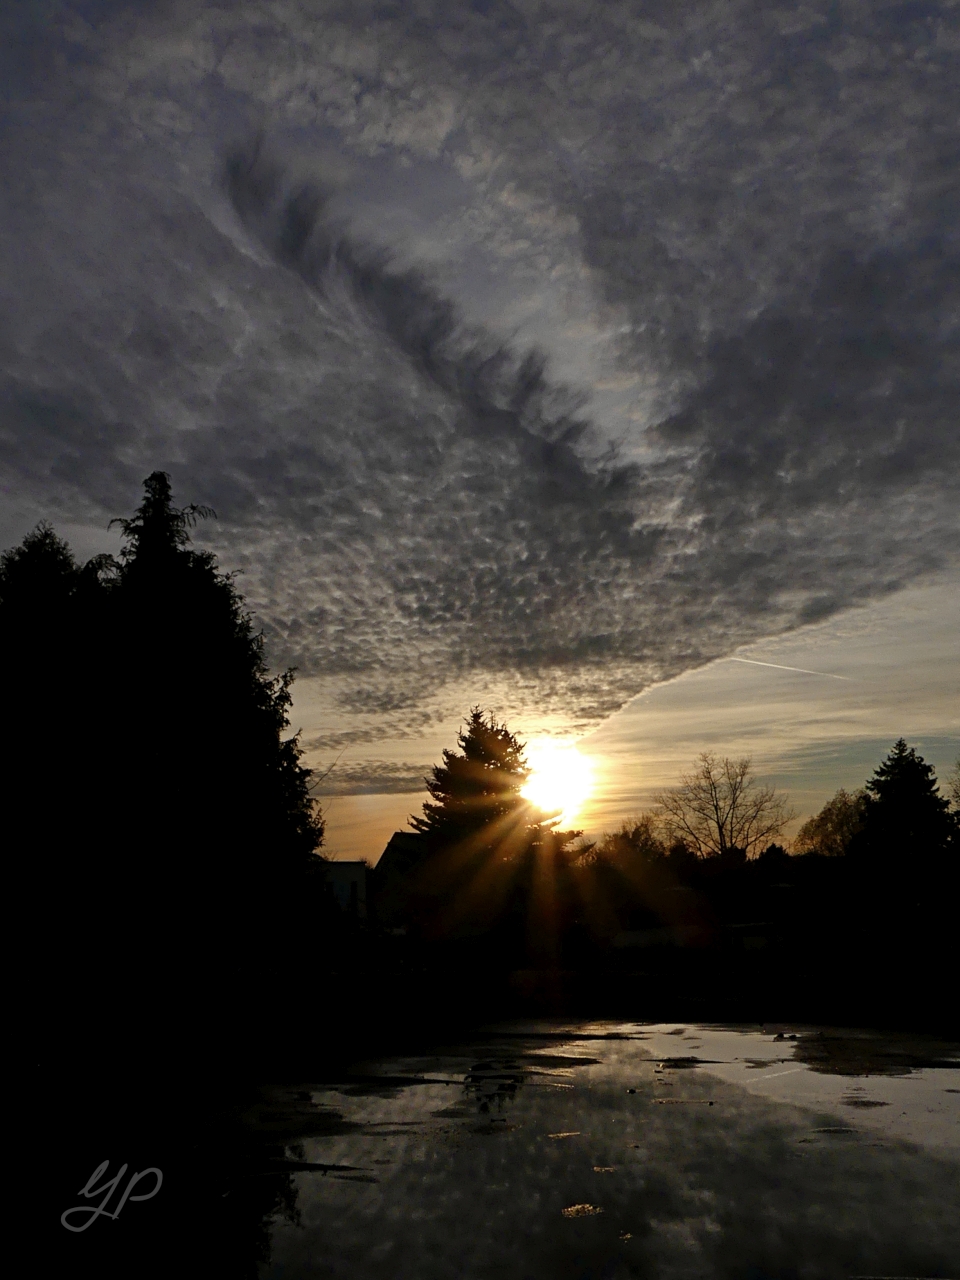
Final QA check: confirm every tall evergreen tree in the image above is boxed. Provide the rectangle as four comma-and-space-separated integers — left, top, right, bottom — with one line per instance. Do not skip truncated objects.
1, 522, 111, 911
853, 739, 955, 864
5, 474, 325, 1050
399, 709, 579, 957
107, 472, 323, 886
411, 707, 535, 851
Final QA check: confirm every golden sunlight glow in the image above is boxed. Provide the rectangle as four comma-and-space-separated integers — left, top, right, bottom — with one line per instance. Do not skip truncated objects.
521, 741, 594, 826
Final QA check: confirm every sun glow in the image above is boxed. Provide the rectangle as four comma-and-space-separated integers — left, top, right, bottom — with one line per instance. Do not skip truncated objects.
521, 741, 594, 827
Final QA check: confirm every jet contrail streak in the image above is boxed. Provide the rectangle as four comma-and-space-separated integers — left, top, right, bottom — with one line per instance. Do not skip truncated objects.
729, 658, 852, 680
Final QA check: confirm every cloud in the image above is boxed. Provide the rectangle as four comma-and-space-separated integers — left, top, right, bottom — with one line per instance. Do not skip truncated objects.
309, 759, 432, 796
1, 0, 957, 743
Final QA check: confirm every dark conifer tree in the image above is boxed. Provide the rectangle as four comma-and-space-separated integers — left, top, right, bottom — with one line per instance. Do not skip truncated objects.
401, 709, 579, 960
0, 520, 81, 610
842, 742, 958, 1028
852, 738, 955, 866
107, 472, 322, 884
1, 522, 110, 903
411, 707, 534, 850
4, 475, 325, 1052
101, 473, 325, 1008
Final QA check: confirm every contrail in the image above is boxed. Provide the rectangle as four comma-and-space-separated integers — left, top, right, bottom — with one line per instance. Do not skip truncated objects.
728, 658, 852, 680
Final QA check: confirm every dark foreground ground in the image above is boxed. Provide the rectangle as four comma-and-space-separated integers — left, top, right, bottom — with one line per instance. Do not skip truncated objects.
41, 1008, 960, 1280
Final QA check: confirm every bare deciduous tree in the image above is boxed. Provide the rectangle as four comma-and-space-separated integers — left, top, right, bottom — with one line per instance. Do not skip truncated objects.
655, 754, 796, 858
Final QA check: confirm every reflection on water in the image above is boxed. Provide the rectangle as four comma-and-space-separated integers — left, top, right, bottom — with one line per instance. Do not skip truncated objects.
791, 1026, 960, 1076
248, 1022, 959, 1279
464, 1061, 524, 1113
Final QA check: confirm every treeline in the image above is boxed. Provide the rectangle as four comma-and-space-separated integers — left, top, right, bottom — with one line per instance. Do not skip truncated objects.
364, 710, 958, 1032
7, 475, 959, 1068
569, 739, 958, 1006
4, 475, 335, 1067
15, 478, 955, 1279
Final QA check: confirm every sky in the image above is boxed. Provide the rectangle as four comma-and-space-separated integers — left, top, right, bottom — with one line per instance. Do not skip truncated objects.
1, 0, 957, 861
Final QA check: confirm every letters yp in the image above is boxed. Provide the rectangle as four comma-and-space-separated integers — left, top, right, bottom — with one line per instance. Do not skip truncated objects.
61, 1161, 163, 1232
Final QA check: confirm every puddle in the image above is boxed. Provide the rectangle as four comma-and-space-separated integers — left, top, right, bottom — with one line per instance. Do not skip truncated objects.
791, 1029, 960, 1076
632, 1023, 960, 1150
253, 1020, 960, 1279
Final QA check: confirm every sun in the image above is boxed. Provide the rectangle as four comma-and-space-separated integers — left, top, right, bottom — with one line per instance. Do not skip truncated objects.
521, 741, 594, 826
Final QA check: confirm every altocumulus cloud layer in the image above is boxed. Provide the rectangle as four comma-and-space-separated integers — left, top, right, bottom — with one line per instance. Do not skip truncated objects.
1, 0, 958, 733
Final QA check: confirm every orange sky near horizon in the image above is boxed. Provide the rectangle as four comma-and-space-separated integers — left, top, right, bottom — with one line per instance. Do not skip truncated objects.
315, 581, 959, 864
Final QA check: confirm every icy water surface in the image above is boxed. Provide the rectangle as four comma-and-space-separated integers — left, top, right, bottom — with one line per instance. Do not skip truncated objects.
253, 1023, 960, 1279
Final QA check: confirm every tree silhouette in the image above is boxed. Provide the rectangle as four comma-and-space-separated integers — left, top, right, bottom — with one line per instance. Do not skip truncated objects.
795, 788, 867, 857
411, 707, 534, 849
948, 756, 960, 811
5, 474, 325, 1051
398, 709, 579, 956
655, 753, 795, 858
108, 472, 323, 886
587, 814, 668, 871
852, 739, 955, 864
1, 522, 110, 947
0, 520, 81, 609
